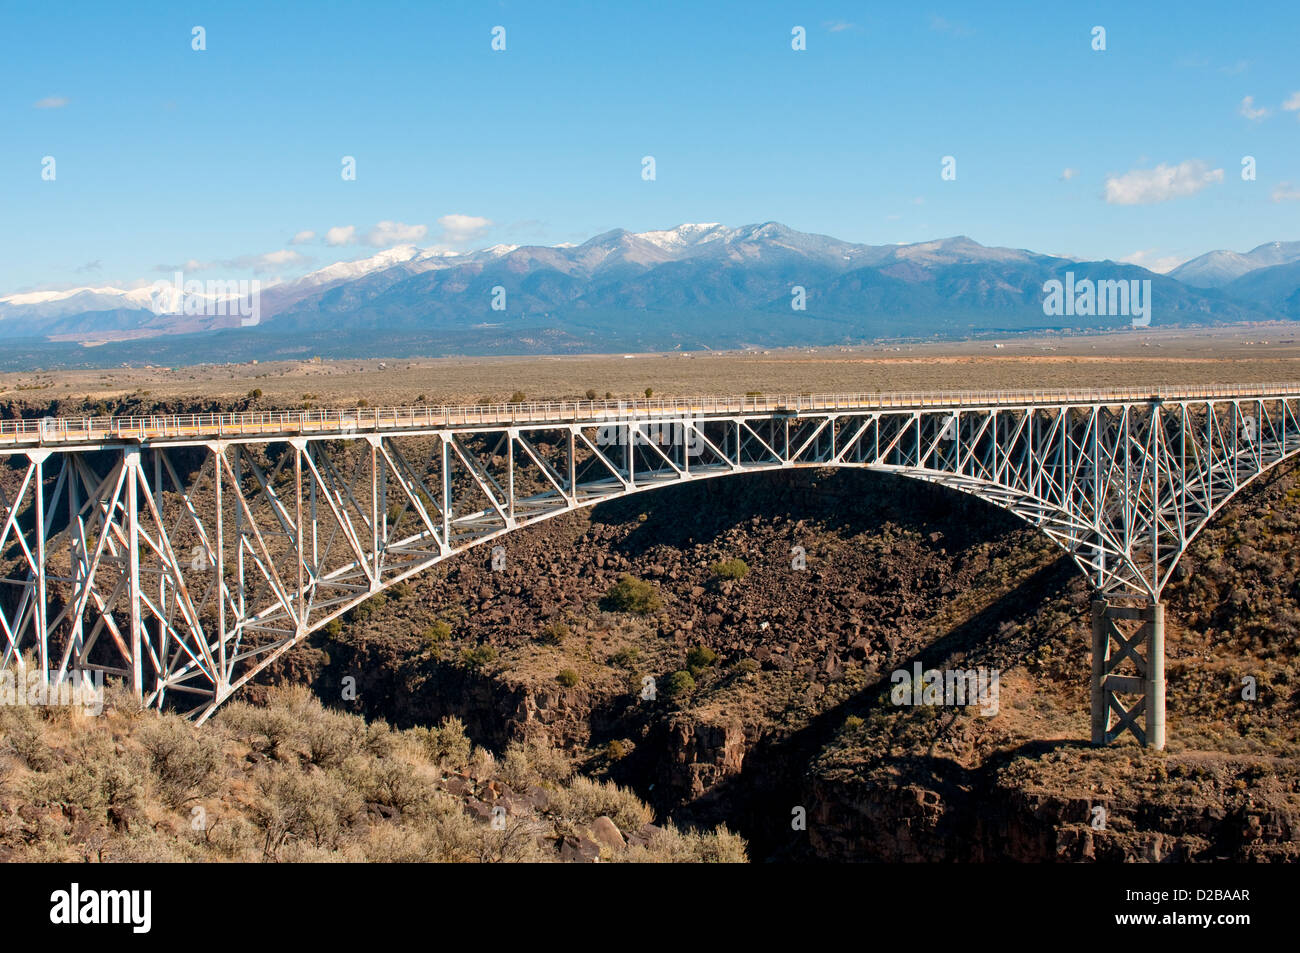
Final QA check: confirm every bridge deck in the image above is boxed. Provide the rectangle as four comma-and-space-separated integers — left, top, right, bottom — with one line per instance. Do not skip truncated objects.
2, 382, 1297, 449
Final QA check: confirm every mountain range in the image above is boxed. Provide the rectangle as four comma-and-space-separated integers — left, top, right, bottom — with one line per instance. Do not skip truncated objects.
3, 223, 1299, 363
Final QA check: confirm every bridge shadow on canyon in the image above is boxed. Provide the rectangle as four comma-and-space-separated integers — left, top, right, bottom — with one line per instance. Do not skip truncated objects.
651, 551, 1090, 861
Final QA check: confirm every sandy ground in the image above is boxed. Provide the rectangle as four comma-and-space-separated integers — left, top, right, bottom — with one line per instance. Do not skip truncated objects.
5, 326, 1300, 410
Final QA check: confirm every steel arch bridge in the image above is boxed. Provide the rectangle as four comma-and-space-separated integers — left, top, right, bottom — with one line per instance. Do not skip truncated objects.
2, 383, 1298, 745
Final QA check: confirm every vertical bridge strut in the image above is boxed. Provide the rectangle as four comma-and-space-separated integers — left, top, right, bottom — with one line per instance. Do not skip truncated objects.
1091, 600, 1165, 749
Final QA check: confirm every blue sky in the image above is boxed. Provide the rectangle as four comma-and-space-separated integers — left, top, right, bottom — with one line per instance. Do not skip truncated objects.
3, 0, 1298, 293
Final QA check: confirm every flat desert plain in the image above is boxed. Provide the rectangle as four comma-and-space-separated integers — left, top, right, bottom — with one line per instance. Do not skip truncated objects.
4, 327, 1300, 412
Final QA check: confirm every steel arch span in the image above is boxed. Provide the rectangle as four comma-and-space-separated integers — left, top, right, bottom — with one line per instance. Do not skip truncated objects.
2, 383, 1298, 743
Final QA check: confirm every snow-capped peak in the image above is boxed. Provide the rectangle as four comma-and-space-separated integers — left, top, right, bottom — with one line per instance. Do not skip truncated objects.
632, 223, 730, 250
295, 245, 422, 287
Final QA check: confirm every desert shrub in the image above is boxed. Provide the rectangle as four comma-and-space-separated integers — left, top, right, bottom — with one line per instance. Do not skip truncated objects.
253, 765, 364, 858
710, 558, 749, 581
556, 669, 580, 687
551, 776, 653, 832
461, 644, 497, 669
609, 646, 640, 668
500, 739, 573, 790
1, 705, 53, 770
101, 827, 196, 863
615, 822, 748, 863
217, 701, 300, 760
693, 825, 749, 862
686, 645, 717, 673
137, 717, 221, 808
603, 574, 663, 614
418, 716, 473, 769
100, 680, 144, 719
605, 739, 628, 761
362, 720, 396, 758
25, 763, 104, 812
731, 658, 760, 675
666, 670, 696, 700
539, 621, 569, 645
301, 708, 365, 768
509, 391, 527, 404
423, 620, 453, 647
342, 755, 437, 818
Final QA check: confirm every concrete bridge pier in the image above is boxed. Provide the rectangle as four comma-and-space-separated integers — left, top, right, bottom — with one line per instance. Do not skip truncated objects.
1090, 599, 1165, 749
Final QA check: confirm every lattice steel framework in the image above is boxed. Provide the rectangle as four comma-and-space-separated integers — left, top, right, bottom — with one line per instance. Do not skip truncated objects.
2, 384, 1297, 740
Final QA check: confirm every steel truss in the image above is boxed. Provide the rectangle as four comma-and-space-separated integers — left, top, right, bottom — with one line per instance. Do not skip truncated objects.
2, 386, 1297, 740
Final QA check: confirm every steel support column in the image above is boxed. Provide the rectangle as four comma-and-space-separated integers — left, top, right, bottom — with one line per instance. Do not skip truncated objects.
1091, 598, 1165, 748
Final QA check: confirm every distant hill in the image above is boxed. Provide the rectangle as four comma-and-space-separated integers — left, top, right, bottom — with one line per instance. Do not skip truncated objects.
0, 224, 1294, 364
1222, 259, 1300, 317
1169, 240, 1300, 288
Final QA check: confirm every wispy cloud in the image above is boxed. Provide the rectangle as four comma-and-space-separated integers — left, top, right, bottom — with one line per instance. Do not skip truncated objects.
1284, 91, 1300, 117
154, 250, 309, 274
1120, 249, 1185, 274
928, 15, 972, 37
33, 96, 68, 109
1238, 96, 1270, 121
1218, 59, 1249, 75
437, 214, 493, 244
1060, 168, 1079, 181
1104, 160, 1224, 206
289, 230, 316, 245
823, 20, 856, 33
1272, 182, 1300, 203
74, 260, 102, 274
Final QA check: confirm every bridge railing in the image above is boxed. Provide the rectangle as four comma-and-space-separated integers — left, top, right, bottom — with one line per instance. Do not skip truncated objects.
3, 382, 1299, 446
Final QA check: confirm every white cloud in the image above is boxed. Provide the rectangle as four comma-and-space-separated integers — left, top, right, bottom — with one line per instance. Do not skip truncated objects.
1060, 167, 1079, 181
1103, 160, 1224, 206
437, 214, 493, 244
33, 96, 68, 109
1239, 96, 1270, 121
1284, 91, 1300, 115
824, 20, 856, 32
1272, 182, 1300, 203
289, 230, 316, 245
1120, 249, 1185, 274
364, 220, 429, 247
325, 225, 357, 247
253, 249, 307, 268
